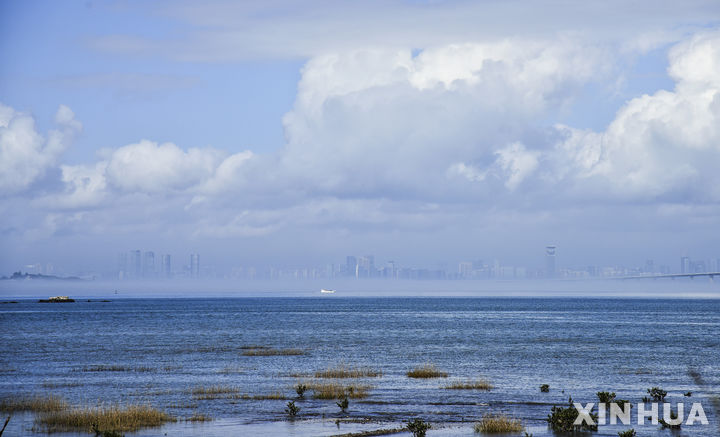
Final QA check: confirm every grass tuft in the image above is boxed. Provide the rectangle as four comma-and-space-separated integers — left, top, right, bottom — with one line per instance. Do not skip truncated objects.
444, 380, 493, 390
187, 413, 212, 422
315, 365, 382, 378
191, 386, 240, 400
406, 364, 448, 378
308, 382, 371, 399
81, 365, 154, 372
474, 414, 524, 433
241, 347, 304, 356
36, 404, 175, 432
0, 395, 68, 412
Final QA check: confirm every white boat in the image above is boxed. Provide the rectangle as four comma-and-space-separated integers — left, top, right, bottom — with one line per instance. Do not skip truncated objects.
320, 289, 336, 294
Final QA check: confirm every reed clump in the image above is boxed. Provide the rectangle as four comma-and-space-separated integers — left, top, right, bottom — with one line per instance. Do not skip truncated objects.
406, 364, 448, 378
444, 380, 493, 390
0, 394, 68, 412
36, 404, 175, 432
81, 365, 154, 372
241, 347, 304, 356
191, 386, 240, 400
187, 413, 212, 422
474, 414, 524, 433
308, 382, 371, 399
231, 392, 288, 400
315, 365, 382, 378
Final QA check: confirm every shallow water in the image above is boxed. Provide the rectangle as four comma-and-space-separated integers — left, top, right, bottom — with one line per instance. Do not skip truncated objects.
1, 297, 719, 436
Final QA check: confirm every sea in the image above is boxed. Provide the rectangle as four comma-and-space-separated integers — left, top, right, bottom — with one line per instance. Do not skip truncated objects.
1, 296, 719, 436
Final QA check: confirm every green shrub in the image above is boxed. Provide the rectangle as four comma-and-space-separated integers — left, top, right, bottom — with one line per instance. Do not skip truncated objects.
547, 397, 598, 432
647, 387, 667, 402
406, 418, 430, 437
540, 384, 550, 393
295, 383, 307, 399
285, 401, 299, 419
618, 429, 636, 437
597, 391, 616, 404
336, 396, 349, 413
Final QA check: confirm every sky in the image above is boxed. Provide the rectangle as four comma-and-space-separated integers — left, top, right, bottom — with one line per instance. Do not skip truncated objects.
1, 0, 720, 276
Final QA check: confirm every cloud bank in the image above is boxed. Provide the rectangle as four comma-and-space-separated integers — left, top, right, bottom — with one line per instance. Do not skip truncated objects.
3, 30, 720, 268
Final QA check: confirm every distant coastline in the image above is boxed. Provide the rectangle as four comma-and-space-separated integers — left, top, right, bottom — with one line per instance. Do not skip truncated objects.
0, 271, 87, 282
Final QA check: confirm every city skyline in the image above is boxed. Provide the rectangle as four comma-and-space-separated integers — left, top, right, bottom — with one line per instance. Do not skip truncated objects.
2, 1, 720, 286
8, 246, 719, 283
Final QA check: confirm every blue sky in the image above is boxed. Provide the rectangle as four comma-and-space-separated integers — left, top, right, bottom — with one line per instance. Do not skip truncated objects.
1, 0, 720, 275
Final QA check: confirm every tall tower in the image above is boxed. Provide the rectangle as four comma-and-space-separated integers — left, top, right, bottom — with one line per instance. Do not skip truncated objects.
143, 251, 155, 277
190, 253, 200, 278
545, 246, 556, 278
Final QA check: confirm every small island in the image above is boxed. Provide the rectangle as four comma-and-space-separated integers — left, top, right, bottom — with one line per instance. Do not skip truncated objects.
38, 296, 76, 303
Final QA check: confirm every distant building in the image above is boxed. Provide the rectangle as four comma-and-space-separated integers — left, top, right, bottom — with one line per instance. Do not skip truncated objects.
545, 246, 556, 278
118, 252, 127, 280
190, 253, 200, 278
143, 251, 155, 277
680, 256, 691, 274
161, 254, 172, 278
345, 256, 357, 277
130, 250, 141, 278
458, 261, 473, 279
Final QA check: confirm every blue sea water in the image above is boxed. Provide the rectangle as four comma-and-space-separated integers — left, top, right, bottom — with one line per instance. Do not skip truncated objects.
1, 297, 719, 436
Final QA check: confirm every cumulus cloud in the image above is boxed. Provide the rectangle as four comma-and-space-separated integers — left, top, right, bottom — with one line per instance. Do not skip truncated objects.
4, 29, 720, 262
0, 104, 81, 195
546, 30, 720, 202
105, 140, 226, 193
279, 39, 609, 199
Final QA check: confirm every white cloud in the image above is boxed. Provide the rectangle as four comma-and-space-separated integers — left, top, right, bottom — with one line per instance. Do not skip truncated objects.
0, 104, 81, 195
548, 30, 720, 201
105, 140, 226, 193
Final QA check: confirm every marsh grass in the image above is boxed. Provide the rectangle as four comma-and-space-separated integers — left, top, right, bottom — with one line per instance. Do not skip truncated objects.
217, 366, 244, 374
332, 428, 407, 437
81, 365, 154, 372
474, 414, 524, 433
241, 347, 304, 356
41, 381, 83, 389
0, 395, 68, 412
444, 380, 493, 390
191, 386, 241, 400
308, 382, 371, 399
36, 404, 175, 432
187, 413, 212, 422
406, 364, 448, 379
232, 392, 288, 400
315, 365, 382, 379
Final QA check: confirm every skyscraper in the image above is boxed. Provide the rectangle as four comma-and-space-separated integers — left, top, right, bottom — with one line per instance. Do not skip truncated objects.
143, 251, 155, 277
130, 250, 141, 278
345, 256, 357, 277
190, 253, 200, 278
161, 254, 172, 278
680, 256, 691, 274
117, 252, 127, 280
545, 246, 556, 278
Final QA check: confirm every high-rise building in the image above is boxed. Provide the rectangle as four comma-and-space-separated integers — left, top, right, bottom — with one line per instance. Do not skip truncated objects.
161, 254, 172, 278
545, 246, 557, 278
190, 253, 200, 278
118, 252, 127, 280
143, 251, 155, 277
130, 250, 141, 278
357, 255, 375, 278
680, 256, 691, 274
345, 256, 357, 277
